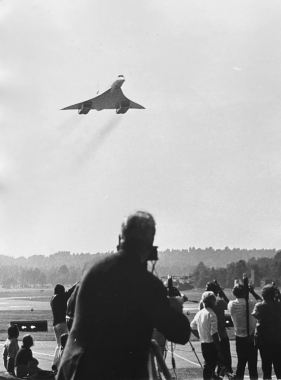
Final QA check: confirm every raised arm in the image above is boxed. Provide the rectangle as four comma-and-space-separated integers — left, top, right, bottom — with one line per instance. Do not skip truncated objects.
216, 281, 229, 304
249, 285, 262, 301
65, 282, 79, 300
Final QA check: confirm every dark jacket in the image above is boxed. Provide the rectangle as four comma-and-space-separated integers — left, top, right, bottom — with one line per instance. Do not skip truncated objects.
15, 347, 33, 366
50, 283, 77, 326
57, 250, 190, 380
252, 300, 281, 345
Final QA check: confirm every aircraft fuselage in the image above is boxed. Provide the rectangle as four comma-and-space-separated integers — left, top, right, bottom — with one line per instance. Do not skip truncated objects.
111, 75, 125, 92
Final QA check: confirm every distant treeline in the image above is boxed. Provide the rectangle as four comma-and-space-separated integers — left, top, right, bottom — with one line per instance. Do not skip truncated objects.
0, 248, 278, 288
192, 251, 281, 289
157, 247, 276, 275
0, 251, 112, 288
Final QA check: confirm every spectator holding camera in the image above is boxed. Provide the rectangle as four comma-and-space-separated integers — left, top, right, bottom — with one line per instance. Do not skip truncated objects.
57, 211, 190, 380
191, 291, 224, 380
228, 283, 261, 380
198, 281, 232, 374
252, 284, 281, 380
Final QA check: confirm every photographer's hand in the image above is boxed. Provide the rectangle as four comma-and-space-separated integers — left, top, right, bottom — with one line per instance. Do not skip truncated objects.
182, 294, 188, 302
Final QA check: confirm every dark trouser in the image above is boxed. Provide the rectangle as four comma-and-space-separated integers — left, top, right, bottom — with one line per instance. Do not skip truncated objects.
258, 343, 281, 379
201, 342, 218, 380
235, 336, 258, 380
217, 337, 232, 374
7, 357, 15, 375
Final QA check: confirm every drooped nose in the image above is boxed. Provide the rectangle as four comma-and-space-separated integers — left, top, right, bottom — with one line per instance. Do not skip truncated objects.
117, 75, 125, 84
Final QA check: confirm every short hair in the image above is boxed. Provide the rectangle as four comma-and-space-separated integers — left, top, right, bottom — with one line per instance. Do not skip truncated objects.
233, 284, 246, 298
54, 284, 65, 295
22, 334, 34, 348
262, 284, 275, 301
8, 324, 19, 339
60, 333, 69, 349
121, 211, 155, 247
201, 291, 216, 305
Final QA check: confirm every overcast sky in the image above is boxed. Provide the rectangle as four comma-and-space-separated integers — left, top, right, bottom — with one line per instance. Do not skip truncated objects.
1, 0, 281, 257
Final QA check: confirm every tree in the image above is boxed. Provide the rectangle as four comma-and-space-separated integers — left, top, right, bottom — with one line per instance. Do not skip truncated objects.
2, 276, 16, 288
234, 260, 248, 281
193, 262, 211, 288
58, 265, 70, 284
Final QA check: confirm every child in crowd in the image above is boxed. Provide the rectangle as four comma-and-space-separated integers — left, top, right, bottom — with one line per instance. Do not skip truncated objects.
56, 333, 69, 370
14, 334, 41, 378
190, 291, 224, 380
3, 324, 19, 375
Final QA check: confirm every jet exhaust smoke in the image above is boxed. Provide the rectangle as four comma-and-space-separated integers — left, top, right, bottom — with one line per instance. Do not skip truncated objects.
59, 114, 84, 138
77, 116, 122, 165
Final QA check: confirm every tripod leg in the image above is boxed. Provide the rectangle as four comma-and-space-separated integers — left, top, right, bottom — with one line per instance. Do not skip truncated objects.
189, 340, 203, 369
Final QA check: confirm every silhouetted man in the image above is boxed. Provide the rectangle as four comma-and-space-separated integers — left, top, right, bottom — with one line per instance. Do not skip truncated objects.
199, 281, 232, 374
252, 284, 281, 379
50, 282, 77, 371
57, 211, 190, 380
228, 283, 261, 380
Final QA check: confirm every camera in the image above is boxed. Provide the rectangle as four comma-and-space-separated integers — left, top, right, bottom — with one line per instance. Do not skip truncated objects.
147, 246, 158, 261
206, 280, 221, 296
167, 276, 181, 297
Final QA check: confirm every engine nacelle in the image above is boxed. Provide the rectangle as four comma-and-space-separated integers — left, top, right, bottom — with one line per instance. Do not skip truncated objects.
78, 101, 92, 115
116, 100, 130, 114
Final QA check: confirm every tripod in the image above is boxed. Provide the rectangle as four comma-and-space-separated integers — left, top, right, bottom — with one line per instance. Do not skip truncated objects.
189, 340, 203, 369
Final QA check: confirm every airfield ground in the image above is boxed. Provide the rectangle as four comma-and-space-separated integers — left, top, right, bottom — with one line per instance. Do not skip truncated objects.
0, 288, 271, 379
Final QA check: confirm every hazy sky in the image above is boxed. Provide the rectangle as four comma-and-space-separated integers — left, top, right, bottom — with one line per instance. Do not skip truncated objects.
1, 0, 281, 257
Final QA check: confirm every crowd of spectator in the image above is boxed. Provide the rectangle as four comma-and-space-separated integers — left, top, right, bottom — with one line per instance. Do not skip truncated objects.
2, 211, 281, 380
190, 279, 281, 380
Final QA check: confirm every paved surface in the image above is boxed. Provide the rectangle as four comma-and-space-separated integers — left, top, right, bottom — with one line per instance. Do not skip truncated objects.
0, 340, 261, 370
0, 340, 277, 379
166, 340, 239, 369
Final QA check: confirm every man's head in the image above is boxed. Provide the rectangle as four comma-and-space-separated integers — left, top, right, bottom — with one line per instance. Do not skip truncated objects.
262, 284, 276, 301
232, 283, 246, 298
22, 334, 34, 348
202, 291, 216, 308
205, 281, 219, 296
8, 324, 19, 339
120, 211, 156, 262
54, 284, 65, 295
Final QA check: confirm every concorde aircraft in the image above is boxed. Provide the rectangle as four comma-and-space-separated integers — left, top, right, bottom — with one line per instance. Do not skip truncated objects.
61, 75, 145, 115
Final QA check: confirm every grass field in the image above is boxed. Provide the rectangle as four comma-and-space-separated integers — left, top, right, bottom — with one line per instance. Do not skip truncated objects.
0, 287, 257, 341
0, 288, 54, 341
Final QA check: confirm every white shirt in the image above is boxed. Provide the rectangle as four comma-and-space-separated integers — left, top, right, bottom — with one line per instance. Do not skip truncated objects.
228, 298, 256, 337
190, 307, 218, 343
3, 338, 19, 359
